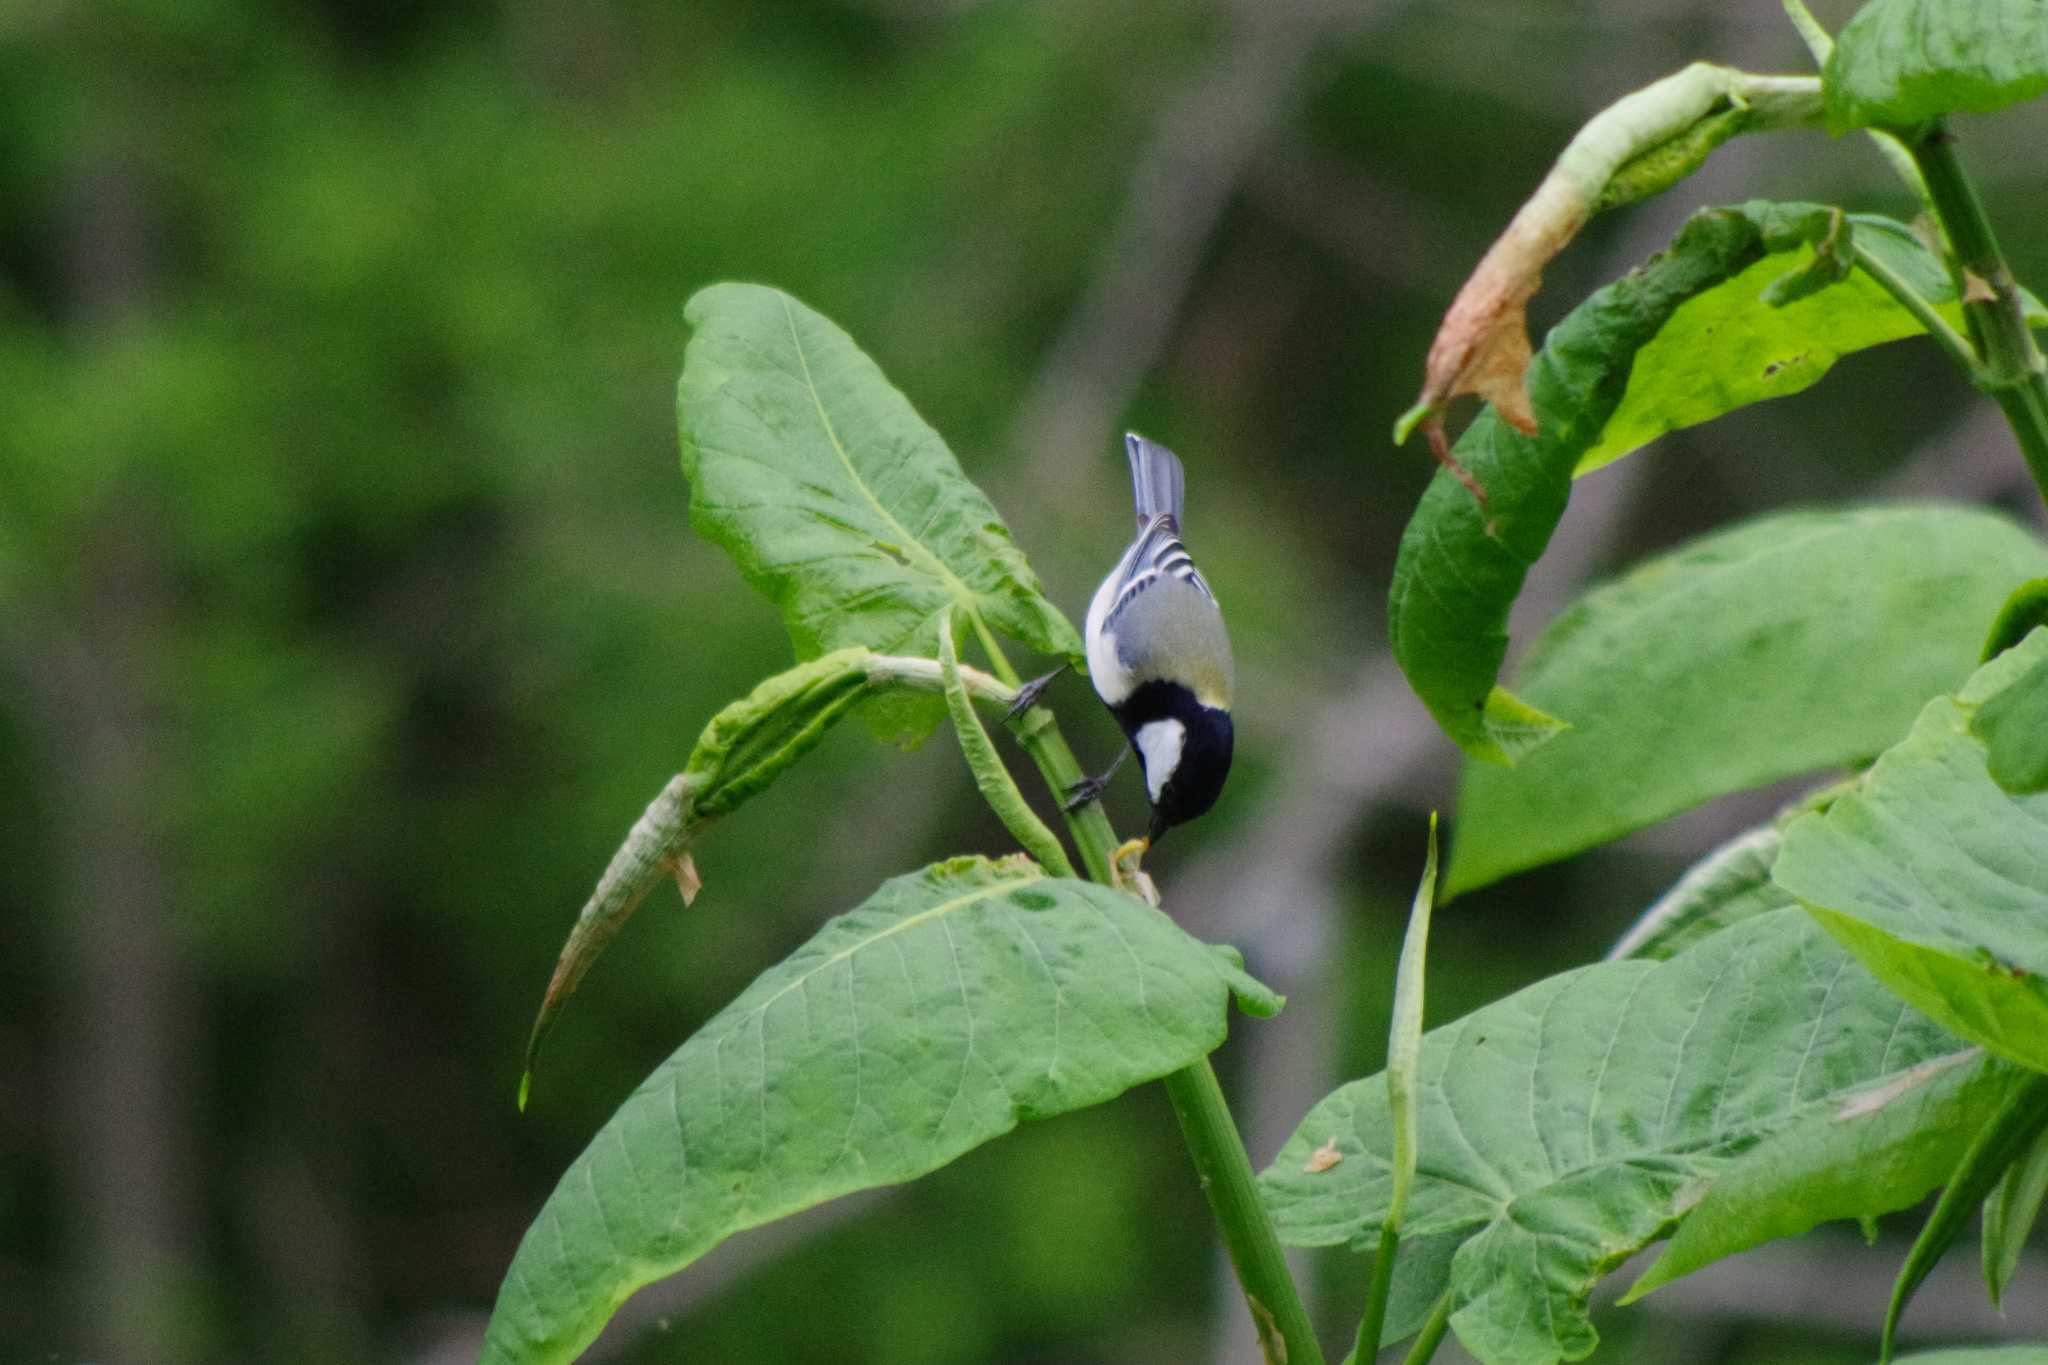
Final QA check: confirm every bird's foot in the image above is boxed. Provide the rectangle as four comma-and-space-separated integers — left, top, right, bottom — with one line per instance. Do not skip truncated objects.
1112, 838, 1156, 905
1004, 664, 1070, 720
1061, 771, 1114, 812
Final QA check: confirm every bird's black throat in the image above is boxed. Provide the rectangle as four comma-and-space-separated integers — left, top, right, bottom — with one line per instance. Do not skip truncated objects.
1111, 679, 1234, 840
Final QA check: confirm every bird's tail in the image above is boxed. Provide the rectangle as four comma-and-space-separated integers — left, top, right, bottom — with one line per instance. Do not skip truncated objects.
1125, 432, 1185, 529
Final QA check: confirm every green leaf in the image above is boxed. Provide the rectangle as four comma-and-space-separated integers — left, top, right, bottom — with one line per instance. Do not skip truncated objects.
1776, 629, 2048, 1072
1606, 825, 1790, 961
1825, 0, 2048, 132
1983, 1120, 2048, 1309
1625, 1051, 2025, 1304
486, 855, 1274, 1365
679, 283, 1080, 744
1883, 1072, 2048, 1361
1390, 203, 1979, 765
1577, 214, 1967, 476
1446, 505, 2047, 892
1354, 815, 1440, 1359
1983, 577, 2048, 660
682, 648, 875, 818
1972, 649, 2048, 794
1893, 1351, 2048, 1365
1258, 908, 1963, 1365
522, 650, 881, 1098
1386, 815, 1436, 1225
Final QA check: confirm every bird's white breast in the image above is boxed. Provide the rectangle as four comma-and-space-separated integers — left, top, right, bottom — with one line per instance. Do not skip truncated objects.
1134, 719, 1186, 801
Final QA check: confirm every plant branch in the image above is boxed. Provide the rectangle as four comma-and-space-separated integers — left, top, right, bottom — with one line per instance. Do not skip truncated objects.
1161, 1059, 1326, 1365
1401, 1289, 1455, 1365
1849, 240, 1982, 381
1351, 1223, 1402, 1364
937, 618, 1074, 877
1776, 0, 1933, 215
972, 625, 1324, 1365
1906, 122, 2048, 502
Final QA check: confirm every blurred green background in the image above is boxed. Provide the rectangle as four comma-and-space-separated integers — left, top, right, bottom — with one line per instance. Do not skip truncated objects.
5, 1, 2047, 1362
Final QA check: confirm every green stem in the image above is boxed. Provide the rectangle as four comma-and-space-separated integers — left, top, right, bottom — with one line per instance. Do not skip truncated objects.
938, 617, 1074, 877
974, 622, 1324, 1365
1400, 1290, 1455, 1365
1162, 1059, 1327, 1365
1906, 122, 2048, 502
1850, 240, 1982, 380
1005, 702, 1119, 883
1351, 1222, 1401, 1363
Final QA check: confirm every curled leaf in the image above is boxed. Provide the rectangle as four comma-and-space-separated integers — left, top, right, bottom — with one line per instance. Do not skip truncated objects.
521, 773, 702, 1109
1407, 64, 1823, 447
521, 648, 1021, 1102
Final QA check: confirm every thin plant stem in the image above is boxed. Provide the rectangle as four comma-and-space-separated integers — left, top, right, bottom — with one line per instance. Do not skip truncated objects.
1777, 0, 1933, 215
1906, 122, 2048, 502
1162, 1059, 1328, 1365
1351, 1222, 1401, 1362
1401, 1290, 1455, 1365
1849, 241, 1983, 381
972, 622, 1326, 1365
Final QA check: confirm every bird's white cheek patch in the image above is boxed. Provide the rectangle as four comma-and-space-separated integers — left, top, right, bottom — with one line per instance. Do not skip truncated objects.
1134, 719, 1187, 802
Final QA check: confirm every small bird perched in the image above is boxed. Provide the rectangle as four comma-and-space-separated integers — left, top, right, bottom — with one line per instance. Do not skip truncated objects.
1016, 433, 1235, 843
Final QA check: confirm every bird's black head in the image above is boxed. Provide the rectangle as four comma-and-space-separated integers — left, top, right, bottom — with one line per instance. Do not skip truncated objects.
1115, 680, 1234, 843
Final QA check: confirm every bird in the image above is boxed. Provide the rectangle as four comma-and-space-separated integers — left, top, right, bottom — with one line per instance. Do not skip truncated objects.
1012, 433, 1235, 843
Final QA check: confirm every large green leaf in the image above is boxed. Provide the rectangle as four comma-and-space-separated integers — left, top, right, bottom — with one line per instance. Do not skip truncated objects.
1447, 505, 2047, 892
1257, 908, 1964, 1365
1825, 0, 2048, 131
679, 283, 1080, 743
1776, 629, 2048, 1072
1626, 1050, 2027, 1302
485, 856, 1277, 1365
1390, 203, 1984, 765
1894, 1351, 2048, 1365
1606, 825, 1791, 961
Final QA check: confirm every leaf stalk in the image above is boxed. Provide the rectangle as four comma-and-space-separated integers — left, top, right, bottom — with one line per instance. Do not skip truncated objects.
1905, 122, 2048, 503
973, 625, 1326, 1365
1401, 1289, 1455, 1365
1848, 241, 1983, 382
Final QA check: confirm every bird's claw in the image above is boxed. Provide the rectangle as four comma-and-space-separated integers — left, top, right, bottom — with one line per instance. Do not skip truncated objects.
1061, 773, 1112, 812
1004, 665, 1069, 720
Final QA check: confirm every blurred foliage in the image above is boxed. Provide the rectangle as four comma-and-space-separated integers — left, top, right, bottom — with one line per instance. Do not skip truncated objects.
4, 0, 2047, 1362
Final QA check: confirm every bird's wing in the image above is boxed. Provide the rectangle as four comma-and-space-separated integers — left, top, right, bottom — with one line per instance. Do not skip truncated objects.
1103, 515, 1215, 629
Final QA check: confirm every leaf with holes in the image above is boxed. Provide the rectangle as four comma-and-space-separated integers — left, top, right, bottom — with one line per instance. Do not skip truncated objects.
680, 283, 1080, 743
484, 855, 1277, 1365
1258, 909, 1965, 1365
